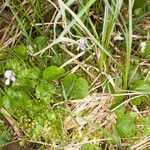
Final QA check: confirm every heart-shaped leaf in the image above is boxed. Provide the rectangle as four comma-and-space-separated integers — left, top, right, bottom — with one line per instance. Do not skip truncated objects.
63, 74, 89, 99
63, 73, 77, 97
43, 66, 65, 81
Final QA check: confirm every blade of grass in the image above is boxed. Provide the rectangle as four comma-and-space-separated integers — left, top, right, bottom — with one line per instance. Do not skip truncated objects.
53, 0, 75, 39
123, 0, 135, 89
100, 0, 123, 71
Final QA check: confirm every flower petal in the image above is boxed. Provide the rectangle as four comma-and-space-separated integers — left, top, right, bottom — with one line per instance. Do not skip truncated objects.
77, 38, 89, 51
140, 42, 146, 53
27, 44, 35, 55
5, 79, 10, 85
10, 76, 16, 82
114, 35, 124, 41
4, 70, 12, 78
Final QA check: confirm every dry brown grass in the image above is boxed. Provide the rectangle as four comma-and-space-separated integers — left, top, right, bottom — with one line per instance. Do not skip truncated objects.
64, 93, 115, 149
131, 136, 150, 150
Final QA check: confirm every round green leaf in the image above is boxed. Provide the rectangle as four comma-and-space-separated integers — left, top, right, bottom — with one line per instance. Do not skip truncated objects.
43, 66, 65, 81
13, 44, 28, 60
70, 77, 89, 99
63, 73, 77, 97
116, 114, 136, 138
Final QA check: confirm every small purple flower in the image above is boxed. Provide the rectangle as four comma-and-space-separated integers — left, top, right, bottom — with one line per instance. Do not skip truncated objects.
114, 31, 124, 41
140, 41, 146, 53
77, 38, 89, 51
27, 44, 36, 55
4, 70, 16, 85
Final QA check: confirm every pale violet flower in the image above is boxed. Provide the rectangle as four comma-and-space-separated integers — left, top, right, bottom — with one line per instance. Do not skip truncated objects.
140, 41, 146, 53
27, 44, 36, 55
77, 38, 89, 51
114, 31, 124, 41
4, 70, 16, 85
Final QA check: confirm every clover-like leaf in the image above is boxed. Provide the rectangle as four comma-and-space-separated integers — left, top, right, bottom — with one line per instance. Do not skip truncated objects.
43, 66, 65, 81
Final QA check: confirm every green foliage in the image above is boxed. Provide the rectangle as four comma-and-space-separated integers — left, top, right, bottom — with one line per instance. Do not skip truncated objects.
115, 78, 123, 87
63, 73, 89, 99
140, 117, 150, 135
130, 97, 141, 106
1, 0, 149, 147
0, 51, 7, 59
116, 114, 136, 138
110, 90, 125, 110
18, 67, 40, 79
13, 44, 28, 60
35, 80, 56, 103
43, 66, 65, 81
50, 53, 70, 67
13, 67, 40, 89
0, 120, 12, 146
63, 73, 77, 97
132, 80, 150, 94
5, 58, 22, 71
4, 87, 30, 111
101, 76, 114, 93
129, 80, 150, 105
33, 36, 48, 51
128, 65, 141, 84
81, 143, 101, 150
134, 0, 149, 16
0, 94, 3, 109
0, 63, 4, 75
70, 77, 89, 99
